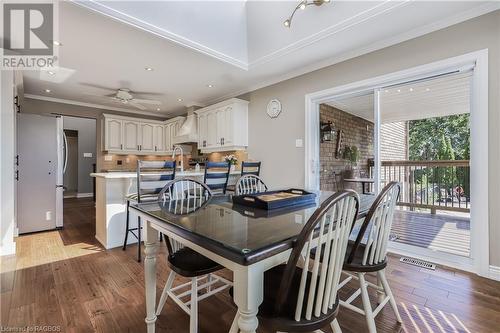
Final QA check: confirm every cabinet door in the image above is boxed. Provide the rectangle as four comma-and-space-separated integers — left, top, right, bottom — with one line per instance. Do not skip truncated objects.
123, 120, 140, 151
105, 118, 123, 151
164, 124, 171, 152
140, 123, 155, 152
216, 108, 225, 146
223, 106, 233, 146
206, 111, 217, 147
154, 125, 165, 152
198, 113, 207, 148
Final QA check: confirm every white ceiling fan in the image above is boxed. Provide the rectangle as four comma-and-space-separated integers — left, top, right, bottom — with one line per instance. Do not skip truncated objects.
80, 83, 162, 110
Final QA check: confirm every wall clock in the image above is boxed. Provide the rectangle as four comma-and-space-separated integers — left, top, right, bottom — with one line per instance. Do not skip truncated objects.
267, 99, 282, 119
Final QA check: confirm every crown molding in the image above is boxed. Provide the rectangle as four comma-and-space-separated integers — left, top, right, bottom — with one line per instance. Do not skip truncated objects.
71, 0, 249, 70
24, 94, 170, 118
204, 1, 500, 105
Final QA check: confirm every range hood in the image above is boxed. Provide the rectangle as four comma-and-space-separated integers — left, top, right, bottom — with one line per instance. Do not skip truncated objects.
172, 112, 198, 144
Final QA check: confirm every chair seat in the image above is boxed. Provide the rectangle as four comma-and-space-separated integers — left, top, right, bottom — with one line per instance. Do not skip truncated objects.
230, 264, 339, 332
126, 193, 158, 202
167, 247, 223, 277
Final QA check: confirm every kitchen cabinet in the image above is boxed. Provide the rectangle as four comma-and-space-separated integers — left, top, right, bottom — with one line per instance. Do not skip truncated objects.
102, 114, 189, 155
104, 118, 123, 151
153, 125, 165, 152
196, 98, 248, 153
123, 120, 140, 152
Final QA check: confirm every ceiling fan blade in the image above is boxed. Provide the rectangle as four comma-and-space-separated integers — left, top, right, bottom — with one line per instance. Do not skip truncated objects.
131, 90, 163, 96
79, 82, 118, 91
133, 98, 161, 105
128, 101, 147, 110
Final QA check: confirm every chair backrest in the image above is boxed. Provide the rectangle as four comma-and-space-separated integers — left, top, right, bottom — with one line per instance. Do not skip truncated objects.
136, 160, 176, 203
157, 178, 213, 255
235, 175, 268, 195
241, 161, 261, 176
204, 161, 230, 194
347, 181, 400, 267
274, 190, 359, 321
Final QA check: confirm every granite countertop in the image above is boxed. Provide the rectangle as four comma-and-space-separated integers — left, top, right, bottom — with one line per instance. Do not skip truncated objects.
91, 169, 241, 179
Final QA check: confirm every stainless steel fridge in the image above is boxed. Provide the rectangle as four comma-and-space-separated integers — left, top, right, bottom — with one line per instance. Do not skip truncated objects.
16, 113, 66, 233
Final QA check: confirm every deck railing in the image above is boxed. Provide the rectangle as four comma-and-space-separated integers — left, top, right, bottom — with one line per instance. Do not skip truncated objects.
369, 160, 470, 213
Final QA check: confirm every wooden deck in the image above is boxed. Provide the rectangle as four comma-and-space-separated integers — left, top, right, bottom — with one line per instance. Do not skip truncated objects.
391, 210, 471, 257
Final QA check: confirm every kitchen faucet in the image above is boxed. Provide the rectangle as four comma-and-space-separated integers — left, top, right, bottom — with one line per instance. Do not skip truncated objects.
172, 145, 184, 173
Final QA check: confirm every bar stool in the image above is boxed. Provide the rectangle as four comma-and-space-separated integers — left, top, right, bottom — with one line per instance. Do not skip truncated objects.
122, 160, 176, 262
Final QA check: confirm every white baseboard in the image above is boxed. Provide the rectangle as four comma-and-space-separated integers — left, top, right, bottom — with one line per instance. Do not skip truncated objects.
489, 265, 500, 281
76, 192, 93, 198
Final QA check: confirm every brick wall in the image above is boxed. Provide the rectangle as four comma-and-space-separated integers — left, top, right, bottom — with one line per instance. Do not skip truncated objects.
380, 122, 408, 160
320, 104, 374, 192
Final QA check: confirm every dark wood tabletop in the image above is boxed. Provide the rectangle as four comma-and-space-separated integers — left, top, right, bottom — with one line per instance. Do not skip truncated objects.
132, 192, 375, 266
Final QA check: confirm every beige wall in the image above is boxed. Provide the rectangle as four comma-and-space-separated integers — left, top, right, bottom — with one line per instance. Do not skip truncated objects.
244, 11, 500, 266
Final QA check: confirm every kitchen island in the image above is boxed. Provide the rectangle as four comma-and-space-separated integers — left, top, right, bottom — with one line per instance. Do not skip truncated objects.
90, 170, 241, 249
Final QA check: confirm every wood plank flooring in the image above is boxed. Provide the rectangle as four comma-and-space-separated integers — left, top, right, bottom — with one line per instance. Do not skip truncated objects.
1, 198, 499, 332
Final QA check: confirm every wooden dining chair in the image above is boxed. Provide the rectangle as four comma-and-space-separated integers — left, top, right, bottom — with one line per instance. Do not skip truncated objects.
235, 174, 268, 195
230, 190, 359, 333
203, 161, 231, 194
156, 179, 233, 333
227, 161, 261, 192
123, 160, 176, 262
338, 182, 402, 333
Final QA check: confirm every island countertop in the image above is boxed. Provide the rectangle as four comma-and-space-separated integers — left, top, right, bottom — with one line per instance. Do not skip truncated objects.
90, 169, 241, 179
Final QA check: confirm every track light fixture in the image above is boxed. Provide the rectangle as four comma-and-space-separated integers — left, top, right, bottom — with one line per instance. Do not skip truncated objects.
284, 0, 331, 28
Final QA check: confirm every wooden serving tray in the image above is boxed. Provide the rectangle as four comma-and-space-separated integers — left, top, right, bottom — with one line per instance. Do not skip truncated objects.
232, 189, 316, 210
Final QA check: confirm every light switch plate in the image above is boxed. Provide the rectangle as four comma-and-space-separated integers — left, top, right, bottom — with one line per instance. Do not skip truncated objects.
295, 139, 303, 148
104, 155, 113, 161
83, 152, 93, 158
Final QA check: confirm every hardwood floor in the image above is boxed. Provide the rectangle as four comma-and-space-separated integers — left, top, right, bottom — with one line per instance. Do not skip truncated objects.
2, 198, 500, 332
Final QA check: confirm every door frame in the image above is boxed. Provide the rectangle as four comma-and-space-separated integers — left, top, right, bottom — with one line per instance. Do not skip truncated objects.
305, 49, 489, 277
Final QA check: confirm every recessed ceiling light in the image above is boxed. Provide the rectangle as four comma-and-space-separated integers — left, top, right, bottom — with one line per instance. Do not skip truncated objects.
397, 89, 401, 93
177, 98, 183, 102
207, 84, 213, 88
52, 40, 62, 46
45, 89, 51, 93
156, 108, 161, 111
145, 67, 154, 71
48, 71, 55, 75
384, 90, 389, 93
426, 88, 430, 92
409, 88, 414, 92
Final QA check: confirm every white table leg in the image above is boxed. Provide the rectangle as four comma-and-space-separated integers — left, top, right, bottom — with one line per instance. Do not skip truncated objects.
233, 265, 263, 333
144, 220, 159, 333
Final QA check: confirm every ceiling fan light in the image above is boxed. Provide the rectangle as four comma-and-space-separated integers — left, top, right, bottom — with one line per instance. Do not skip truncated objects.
284, 19, 291, 27
323, 0, 331, 3
299, 2, 306, 10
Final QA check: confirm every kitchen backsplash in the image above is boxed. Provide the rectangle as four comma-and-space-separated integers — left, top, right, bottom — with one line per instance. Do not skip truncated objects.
100, 150, 248, 171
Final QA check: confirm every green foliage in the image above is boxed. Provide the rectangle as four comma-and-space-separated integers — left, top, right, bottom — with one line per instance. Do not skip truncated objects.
343, 145, 360, 167
408, 114, 470, 161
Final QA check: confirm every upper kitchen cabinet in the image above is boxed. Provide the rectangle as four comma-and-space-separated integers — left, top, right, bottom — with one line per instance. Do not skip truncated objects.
102, 114, 171, 155
104, 117, 123, 151
195, 98, 248, 153
164, 117, 185, 152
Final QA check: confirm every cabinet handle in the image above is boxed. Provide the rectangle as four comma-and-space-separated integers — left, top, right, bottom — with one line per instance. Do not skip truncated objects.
120, 144, 123, 150
155, 146, 157, 151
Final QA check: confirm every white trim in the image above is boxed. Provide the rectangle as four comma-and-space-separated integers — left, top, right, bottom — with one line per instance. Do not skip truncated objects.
489, 266, 500, 281
76, 192, 93, 198
305, 49, 489, 277
71, 0, 248, 70
24, 94, 169, 118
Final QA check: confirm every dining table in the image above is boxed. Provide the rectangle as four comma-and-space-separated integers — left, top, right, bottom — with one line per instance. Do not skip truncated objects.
130, 191, 375, 333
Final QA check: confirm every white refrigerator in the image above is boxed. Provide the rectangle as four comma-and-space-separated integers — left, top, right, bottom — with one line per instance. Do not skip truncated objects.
16, 113, 66, 234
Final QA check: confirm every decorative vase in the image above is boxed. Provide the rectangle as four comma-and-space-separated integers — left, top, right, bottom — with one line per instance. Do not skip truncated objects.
230, 164, 236, 172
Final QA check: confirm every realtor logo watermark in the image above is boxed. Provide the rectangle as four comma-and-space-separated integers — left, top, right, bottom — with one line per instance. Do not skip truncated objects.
1, 1, 58, 70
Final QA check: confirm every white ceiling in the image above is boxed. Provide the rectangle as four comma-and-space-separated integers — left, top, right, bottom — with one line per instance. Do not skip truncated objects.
326, 71, 472, 123
22, 1, 498, 117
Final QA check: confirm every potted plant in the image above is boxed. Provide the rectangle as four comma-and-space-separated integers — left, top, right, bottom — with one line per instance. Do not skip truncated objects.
343, 145, 360, 178
224, 154, 238, 172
